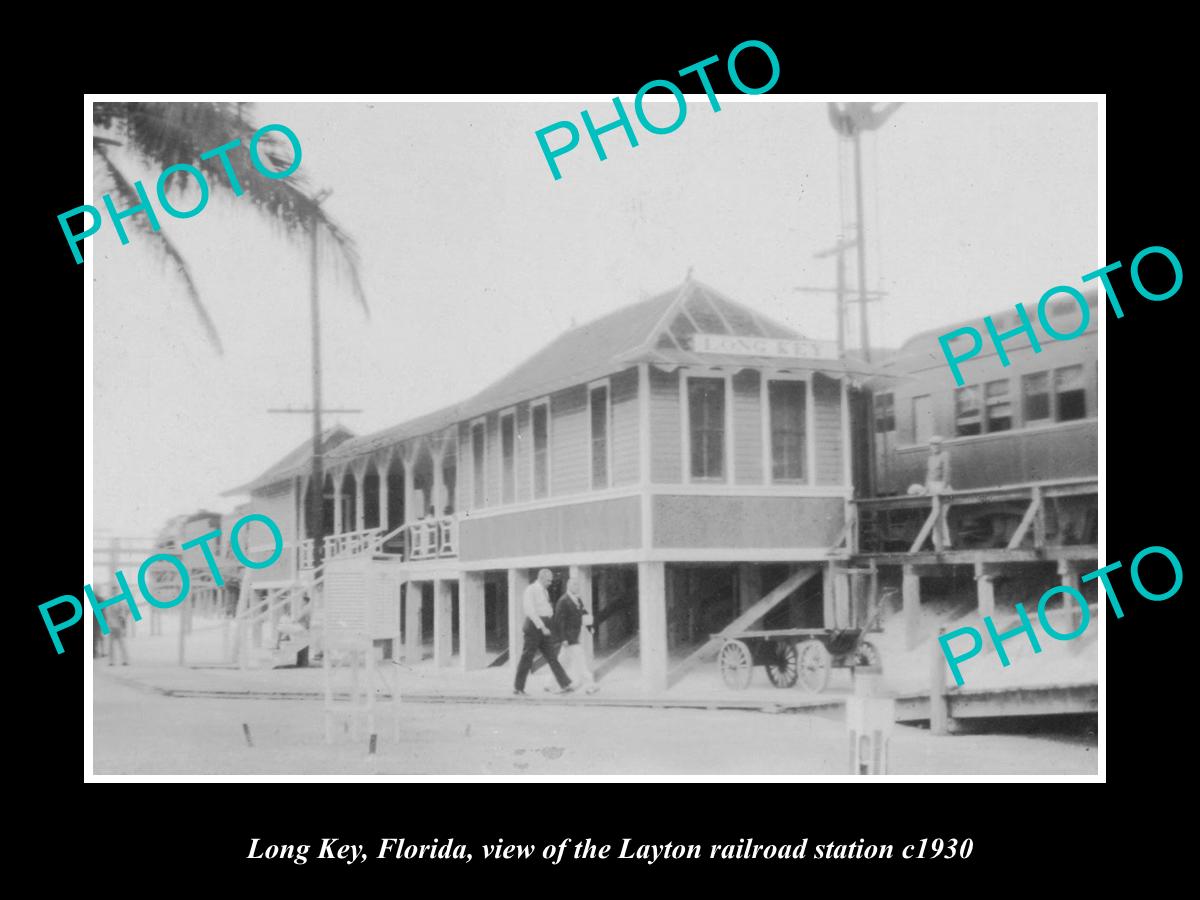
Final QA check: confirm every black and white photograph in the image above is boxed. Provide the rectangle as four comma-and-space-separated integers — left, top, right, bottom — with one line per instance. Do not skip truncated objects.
84, 95, 1101, 778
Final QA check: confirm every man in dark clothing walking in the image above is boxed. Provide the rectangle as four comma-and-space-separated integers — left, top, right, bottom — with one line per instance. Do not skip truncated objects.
555, 576, 597, 693
513, 568, 573, 696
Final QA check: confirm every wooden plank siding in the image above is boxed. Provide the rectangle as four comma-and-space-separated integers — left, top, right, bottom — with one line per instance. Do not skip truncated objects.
649, 367, 682, 483
813, 374, 844, 486
733, 370, 763, 484
459, 496, 641, 561
611, 367, 640, 486
550, 385, 589, 496
653, 495, 844, 548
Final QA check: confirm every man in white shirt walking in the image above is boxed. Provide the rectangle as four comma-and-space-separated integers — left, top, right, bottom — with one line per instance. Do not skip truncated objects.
513, 568, 573, 696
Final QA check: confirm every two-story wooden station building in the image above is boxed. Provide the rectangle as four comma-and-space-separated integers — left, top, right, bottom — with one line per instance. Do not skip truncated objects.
228, 279, 880, 690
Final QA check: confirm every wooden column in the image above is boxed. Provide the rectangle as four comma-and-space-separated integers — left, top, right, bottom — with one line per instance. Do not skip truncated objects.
433, 579, 453, 667
378, 455, 390, 535
404, 581, 422, 663
975, 568, 997, 618
331, 470, 343, 535
402, 446, 416, 525
822, 564, 836, 629
1058, 559, 1083, 631
902, 565, 921, 651
458, 571, 487, 670
507, 568, 529, 672
930, 626, 950, 735
431, 446, 446, 517
354, 464, 366, 532
737, 564, 762, 616
637, 561, 668, 692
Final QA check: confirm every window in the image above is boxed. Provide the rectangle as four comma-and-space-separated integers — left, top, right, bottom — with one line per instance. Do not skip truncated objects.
874, 392, 895, 433
768, 380, 807, 481
531, 402, 549, 499
985, 379, 1012, 432
500, 412, 516, 504
912, 394, 934, 444
471, 421, 486, 507
589, 384, 610, 489
1055, 365, 1086, 421
1022, 372, 1051, 423
687, 377, 726, 480
954, 385, 982, 437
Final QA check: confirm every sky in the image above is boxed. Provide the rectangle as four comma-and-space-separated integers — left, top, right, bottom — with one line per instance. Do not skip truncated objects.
91, 99, 1098, 542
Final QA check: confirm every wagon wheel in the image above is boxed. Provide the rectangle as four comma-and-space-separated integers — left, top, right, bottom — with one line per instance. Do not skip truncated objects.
765, 641, 799, 688
796, 640, 832, 693
718, 639, 754, 690
853, 640, 881, 672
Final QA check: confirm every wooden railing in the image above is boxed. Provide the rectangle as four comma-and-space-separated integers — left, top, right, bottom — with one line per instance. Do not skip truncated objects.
298, 517, 458, 569
852, 477, 1097, 555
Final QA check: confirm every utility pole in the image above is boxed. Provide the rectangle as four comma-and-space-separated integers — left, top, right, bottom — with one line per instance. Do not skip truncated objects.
852, 130, 871, 362
310, 191, 330, 574
827, 102, 903, 364
267, 190, 363, 579
798, 237, 885, 359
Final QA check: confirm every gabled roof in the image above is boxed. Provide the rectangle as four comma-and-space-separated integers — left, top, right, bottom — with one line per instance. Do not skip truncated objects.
224, 424, 356, 495
297, 278, 876, 469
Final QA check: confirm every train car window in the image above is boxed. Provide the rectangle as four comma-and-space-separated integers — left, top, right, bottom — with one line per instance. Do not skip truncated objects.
955, 385, 982, 437
913, 395, 934, 444
873, 393, 895, 433
985, 380, 1012, 432
1022, 372, 1052, 424
688, 376, 727, 480
768, 380, 807, 481
1055, 365, 1087, 421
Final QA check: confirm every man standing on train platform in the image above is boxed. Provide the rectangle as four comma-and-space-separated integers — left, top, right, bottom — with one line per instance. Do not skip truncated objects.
555, 576, 599, 694
513, 568, 574, 696
925, 435, 953, 549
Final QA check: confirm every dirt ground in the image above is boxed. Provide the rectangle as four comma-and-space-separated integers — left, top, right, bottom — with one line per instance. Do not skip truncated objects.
92, 669, 1097, 776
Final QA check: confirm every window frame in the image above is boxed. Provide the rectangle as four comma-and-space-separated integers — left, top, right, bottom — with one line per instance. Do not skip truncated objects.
1021, 372, 1053, 426
498, 407, 517, 505
761, 373, 813, 485
469, 416, 488, 509
912, 393, 934, 444
528, 397, 552, 500
587, 378, 613, 490
955, 381, 984, 439
1053, 364, 1087, 423
984, 378, 1013, 433
680, 370, 734, 484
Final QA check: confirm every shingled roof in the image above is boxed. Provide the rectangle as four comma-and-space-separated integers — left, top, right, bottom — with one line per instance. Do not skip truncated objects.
235, 278, 874, 482
223, 424, 356, 495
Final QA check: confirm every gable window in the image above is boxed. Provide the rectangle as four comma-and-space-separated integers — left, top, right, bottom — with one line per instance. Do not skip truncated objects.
470, 421, 486, 507
589, 383, 610, 489
873, 392, 895, 433
1022, 372, 1051, 424
985, 379, 1012, 432
768, 380, 807, 481
500, 412, 516, 504
1055, 365, 1086, 421
688, 376, 726, 480
954, 385, 982, 437
531, 401, 550, 499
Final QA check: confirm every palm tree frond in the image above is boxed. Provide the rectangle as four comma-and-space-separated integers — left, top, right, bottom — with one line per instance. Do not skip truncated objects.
94, 144, 225, 355
96, 103, 368, 316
